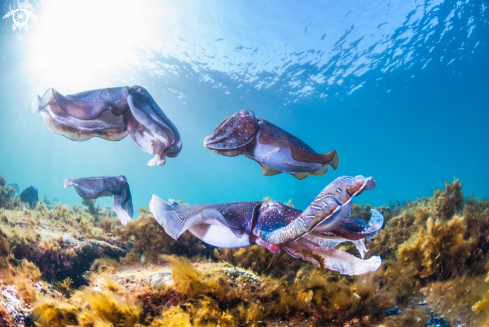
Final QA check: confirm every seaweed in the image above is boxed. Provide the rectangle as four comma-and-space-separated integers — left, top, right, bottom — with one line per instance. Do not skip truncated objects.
81, 198, 101, 222
0, 174, 21, 210
114, 210, 209, 263
1, 175, 489, 326
55, 277, 73, 298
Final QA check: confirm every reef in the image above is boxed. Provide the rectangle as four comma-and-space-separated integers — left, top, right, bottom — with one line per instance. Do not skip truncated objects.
1, 175, 489, 326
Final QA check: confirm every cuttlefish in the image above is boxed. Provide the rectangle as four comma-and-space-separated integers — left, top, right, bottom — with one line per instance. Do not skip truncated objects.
150, 175, 383, 275
64, 176, 133, 225
204, 110, 339, 180
34, 86, 181, 166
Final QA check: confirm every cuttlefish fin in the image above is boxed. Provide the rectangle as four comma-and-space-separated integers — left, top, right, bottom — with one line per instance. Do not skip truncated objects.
181, 208, 244, 239
246, 155, 282, 176
257, 130, 339, 168
310, 165, 329, 176
289, 142, 339, 168
63, 177, 73, 189
150, 195, 185, 240
260, 163, 282, 176
150, 195, 243, 240
292, 172, 309, 180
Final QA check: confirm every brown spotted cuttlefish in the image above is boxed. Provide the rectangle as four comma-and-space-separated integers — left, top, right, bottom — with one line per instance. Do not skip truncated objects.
150, 175, 383, 275
204, 110, 339, 180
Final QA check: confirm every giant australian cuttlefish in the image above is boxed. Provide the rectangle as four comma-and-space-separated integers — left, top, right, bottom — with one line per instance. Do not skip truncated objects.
34, 86, 181, 166
151, 175, 383, 275
64, 176, 133, 225
204, 110, 339, 180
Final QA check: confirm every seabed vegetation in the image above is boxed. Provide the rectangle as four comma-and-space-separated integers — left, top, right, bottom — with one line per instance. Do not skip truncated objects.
1, 173, 489, 326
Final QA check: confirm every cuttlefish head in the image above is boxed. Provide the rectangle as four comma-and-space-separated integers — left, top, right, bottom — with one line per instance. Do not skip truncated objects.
204, 110, 258, 157
116, 175, 128, 189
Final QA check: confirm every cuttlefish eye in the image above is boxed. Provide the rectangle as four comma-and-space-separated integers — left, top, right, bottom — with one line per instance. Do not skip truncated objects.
266, 202, 279, 209
239, 110, 254, 118
131, 86, 146, 95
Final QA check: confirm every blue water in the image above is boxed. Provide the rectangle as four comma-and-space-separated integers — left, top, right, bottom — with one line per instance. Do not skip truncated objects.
0, 0, 487, 212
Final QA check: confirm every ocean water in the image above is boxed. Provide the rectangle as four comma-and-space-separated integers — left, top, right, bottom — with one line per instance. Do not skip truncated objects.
0, 0, 487, 212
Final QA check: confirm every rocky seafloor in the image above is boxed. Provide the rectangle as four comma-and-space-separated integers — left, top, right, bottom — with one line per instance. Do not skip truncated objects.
0, 173, 488, 326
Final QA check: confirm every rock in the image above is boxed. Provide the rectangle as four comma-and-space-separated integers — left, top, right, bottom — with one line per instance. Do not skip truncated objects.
19, 186, 38, 209
148, 271, 173, 288
1, 287, 31, 326
15, 231, 129, 287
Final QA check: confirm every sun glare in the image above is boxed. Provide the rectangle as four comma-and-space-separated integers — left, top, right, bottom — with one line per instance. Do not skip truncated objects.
28, 0, 156, 90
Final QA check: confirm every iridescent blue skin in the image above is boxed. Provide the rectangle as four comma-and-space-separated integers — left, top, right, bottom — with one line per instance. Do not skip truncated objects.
150, 175, 384, 275
203, 110, 339, 180
34, 86, 181, 166
64, 175, 133, 225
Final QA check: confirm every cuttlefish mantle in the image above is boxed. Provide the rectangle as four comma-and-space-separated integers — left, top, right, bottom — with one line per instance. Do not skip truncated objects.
151, 175, 383, 275
64, 175, 133, 225
204, 110, 339, 180
34, 86, 181, 166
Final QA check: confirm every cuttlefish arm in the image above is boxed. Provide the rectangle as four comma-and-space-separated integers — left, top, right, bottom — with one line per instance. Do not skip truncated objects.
250, 199, 382, 274
257, 176, 376, 244
150, 195, 261, 248
330, 209, 384, 241
126, 86, 182, 166
282, 237, 381, 276
276, 208, 383, 275
64, 176, 133, 225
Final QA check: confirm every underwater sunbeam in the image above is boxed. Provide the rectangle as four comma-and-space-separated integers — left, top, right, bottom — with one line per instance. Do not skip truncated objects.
28, 0, 156, 88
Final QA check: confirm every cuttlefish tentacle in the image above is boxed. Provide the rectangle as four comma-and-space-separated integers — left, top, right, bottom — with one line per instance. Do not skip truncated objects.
35, 86, 181, 166
258, 176, 376, 244
282, 239, 381, 276
204, 110, 339, 179
64, 176, 133, 225
330, 209, 384, 241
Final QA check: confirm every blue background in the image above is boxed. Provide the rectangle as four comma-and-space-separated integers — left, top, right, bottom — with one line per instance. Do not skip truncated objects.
0, 0, 487, 212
